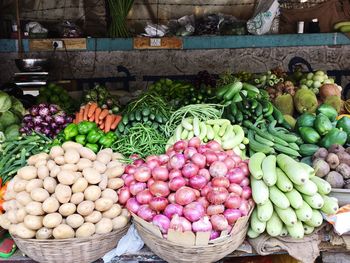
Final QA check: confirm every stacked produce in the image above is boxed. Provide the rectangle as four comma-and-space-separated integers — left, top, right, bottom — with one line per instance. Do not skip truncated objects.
268, 81, 296, 101
299, 71, 335, 94
334, 21, 350, 33
82, 85, 120, 114
0, 143, 130, 239
251, 71, 284, 89
120, 138, 253, 238
20, 104, 72, 138
248, 153, 338, 239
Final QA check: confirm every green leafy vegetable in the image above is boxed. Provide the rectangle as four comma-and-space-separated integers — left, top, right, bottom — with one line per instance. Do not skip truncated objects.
0, 91, 12, 113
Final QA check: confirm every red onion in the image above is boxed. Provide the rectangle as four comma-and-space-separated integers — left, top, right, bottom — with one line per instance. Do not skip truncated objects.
169, 215, 192, 232
126, 198, 141, 214
182, 163, 199, 178
169, 154, 186, 170
167, 150, 176, 158
198, 169, 211, 182
189, 175, 207, 190
192, 216, 212, 232
168, 193, 176, 204
204, 151, 218, 164
241, 186, 252, 199
197, 197, 209, 208
130, 154, 141, 160
166, 146, 174, 155
164, 204, 183, 219
146, 155, 159, 162
184, 147, 198, 159
225, 194, 241, 209
206, 187, 229, 205
223, 157, 236, 170
238, 162, 249, 177
211, 177, 230, 188
146, 159, 160, 170
169, 176, 187, 191
206, 141, 222, 151
209, 161, 228, 177
193, 189, 200, 198
207, 204, 225, 215
152, 214, 170, 234
188, 137, 201, 148
123, 174, 135, 187
200, 183, 212, 197
125, 165, 136, 175
174, 140, 188, 152
211, 214, 228, 231
248, 198, 255, 207
118, 187, 130, 205
224, 209, 242, 225
191, 153, 206, 169
134, 159, 145, 167
175, 187, 196, 205
197, 145, 208, 154
149, 197, 168, 212
158, 154, 170, 165
136, 189, 153, 204
134, 166, 152, 182
210, 230, 220, 240
231, 155, 242, 165
169, 169, 182, 180
137, 205, 156, 221
227, 168, 245, 184
183, 202, 205, 222
152, 166, 169, 181
228, 183, 243, 196
225, 150, 234, 156
150, 181, 170, 197
240, 177, 250, 187
216, 152, 227, 162
129, 182, 146, 196
147, 178, 155, 188
239, 200, 250, 216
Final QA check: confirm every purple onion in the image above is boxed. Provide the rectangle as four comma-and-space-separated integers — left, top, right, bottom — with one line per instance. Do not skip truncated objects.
30, 106, 39, 116
55, 128, 62, 135
44, 115, 53, 123
54, 115, 65, 125
27, 121, 34, 128
51, 122, 58, 129
38, 107, 49, 117
42, 127, 51, 135
42, 122, 49, 127
66, 116, 73, 123
34, 126, 42, 133
49, 104, 59, 114
33, 116, 43, 125
23, 114, 32, 122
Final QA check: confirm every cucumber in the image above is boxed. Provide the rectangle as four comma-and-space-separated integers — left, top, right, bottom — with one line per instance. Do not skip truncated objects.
142, 108, 150, 117
294, 180, 318, 196
321, 195, 339, 215
122, 115, 129, 125
262, 155, 277, 186
285, 189, 303, 209
298, 163, 315, 178
155, 115, 163, 124
135, 111, 142, 121
198, 122, 207, 140
223, 81, 243, 101
222, 125, 234, 141
299, 144, 320, 157
249, 152, 266, 180
149, 113, 155, 120
175, 125, 183, 141
310, 177, 331, 195
303, 224, 315, 235
193, 117, 200, 136
266, 212, 283, 237
250, 209, 266, 234
247, 227, 260, 239
213, 124, 220, 135
268, 121, 298, 143
280, 225, 288, 237
206, 125, 215, 140
286, 220, 304, 239
257, 199, 273, 222
276, 168, 293, 192
118, 122, 125, 133
295, 201, 313, 222
230, 125, 245, 148
129, 112, 135, 121
218, 122, 229, 137
251, 177, 269, 205
275, 206, 297, 227
302, 193, 324, 209
248, 130, 274, 154
274, 143, 301, 157
181, 129, 189, 140
276, 154, 309, 185
272, 105, 284, 124
255, 134, 274, 147
181, 118, 193, 130
304, 209, 323, 227
187, 131, 194, 140
206, 119, 230, 126
269, 185, 290, 209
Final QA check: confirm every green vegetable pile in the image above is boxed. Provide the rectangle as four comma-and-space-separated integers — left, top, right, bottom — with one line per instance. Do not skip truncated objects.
83, 85, 120, 114
299, 70, 334, 94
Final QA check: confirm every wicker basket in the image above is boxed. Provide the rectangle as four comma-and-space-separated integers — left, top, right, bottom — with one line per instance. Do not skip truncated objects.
134, 214, 250, 263
13, 224, 129, 263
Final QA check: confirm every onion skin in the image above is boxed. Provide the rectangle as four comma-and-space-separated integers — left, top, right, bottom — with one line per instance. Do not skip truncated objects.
211, 177, 230, 188
183, 202, 205, 222
168, 193, 176, 204
175, 187, 196, 206
197, 197, 209, 208
129, 182, 146, 196
126, 198, 141, 214
134, 166, 152, 182
192, 216, 212, 232
152, 166, 169, 181
150, 181, 170, 197
174, 140, 188, 152
184, 147, 198, 159
209, 161, 228, 177
210, 230, 220, 240
241, 186, 252, 200
169, 215, 192, 232
137, 205, 156, 222
147, 159, 160, 170
200, 184, 212, 197
198, 169, 211, 182
211, 214, 228, 231
136, 189, 153, 204
152, 214, 170, 234
206, 187, 229, 205
118, 187, 131, 205
204, 151, 218, 164
149, 197, 169, 212
228, 183, 243, 196
123, 174, 135, 187
169, 154, 186, 170
224, 194, 241, 209
207, 204, 225, 216
191, 153, 206, 169
188, 137, 201, 148
169, 176, 187, 192
224, 209, 242, 225
164, 204, 183, 219
189, 175, 207, 190
206, 141, 222, 151
240, 177, 250, 187
227, 168, 245, 184
182, 163, 199, 178
169, 169, 182, 180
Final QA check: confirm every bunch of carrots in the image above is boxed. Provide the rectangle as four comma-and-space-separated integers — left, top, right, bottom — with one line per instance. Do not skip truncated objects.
73, 102, 122, 133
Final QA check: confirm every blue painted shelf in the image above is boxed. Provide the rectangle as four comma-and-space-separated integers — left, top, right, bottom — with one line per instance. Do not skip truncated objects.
1, 33, 349, 52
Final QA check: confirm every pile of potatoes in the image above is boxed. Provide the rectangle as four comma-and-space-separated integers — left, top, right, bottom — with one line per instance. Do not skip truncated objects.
0, 141, 130, 239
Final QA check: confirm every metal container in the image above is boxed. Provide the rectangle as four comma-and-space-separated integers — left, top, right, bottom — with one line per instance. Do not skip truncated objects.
15, 58, 50, 72
329, 189, 350, 206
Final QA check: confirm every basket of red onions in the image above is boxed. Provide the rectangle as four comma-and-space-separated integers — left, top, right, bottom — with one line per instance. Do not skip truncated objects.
118, 138, 253, 263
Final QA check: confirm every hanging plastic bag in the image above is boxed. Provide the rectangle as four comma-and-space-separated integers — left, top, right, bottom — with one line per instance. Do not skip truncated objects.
247, 0, 279, 35
103, 224, 144, 263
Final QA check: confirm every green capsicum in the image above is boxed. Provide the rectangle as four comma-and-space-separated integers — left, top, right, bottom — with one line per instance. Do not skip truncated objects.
85, 143, 99, 153
105, 131, 117, 139
99, 135, 115, 148
75, 134, 86, 145
316, 104, 338, 122
314, 113, 333, 136
77, 121, 97, 135
86, 129, 103, 144
64, 123, 78, 140
336, 116, 350, 143
320, 128, 347, 148
299, 127, 321, 144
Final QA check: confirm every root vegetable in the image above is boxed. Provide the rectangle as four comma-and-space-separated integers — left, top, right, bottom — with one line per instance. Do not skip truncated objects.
77, 158, 92, 171
95, 218, 113, 234
53, 224, 75, 239
50, 146, 64, 159
59, 203, 76, 217
15, 223, 36, 238
84, 211, 102, 223
112, 215, 128, 229
7, 210, 18, 224
37, 166, 49, 179
97, 152, 112, 164
42, 197, 59, 213
105, 166, 124, 178
79, 147, 96, 161
30, 188, 49, 202
107, 178, 124, 189
26, 179, 43, 192
47, 160, 56, 171
14, 180, 27, 192
18, 166, 37, 180
27, 153, 49, 166
50, 165, 61, 177
93, 161, 107, 174
64, 149, 80, 164
0, 214, 11, 229
36, 227, 52, 239
326, 153, 340, 169
35, 159, 47, 168
54, 156, 65, 165
70, 193, 84, 205
313, 148, 328, 160
43, 213, 62, 228
326, 171, 344, 188
61, 164, 78, 172
25, 201, 44, 216
82, 167, 102, 184
336, 163, 350, 179
55, 184, 72, 204
16, 192, 32, 206
24, 215, 43, 230
62, 141, 82, 150
98, 174, 108, 190
75, 222, 95, 238
77, 201, 95, 216
84, 186, 101, 201
43, 177, 57, 194
328, 144, 345, 154
95, 198, 113, 212
57, 170, 76, 185
102, 204, 122, 218
313, 159, 330, 178
16, 208, 27, 222
66, 214, 84, 228
101, 189, 118, 203
72, 178, 88, 193
337, 152, 350, 166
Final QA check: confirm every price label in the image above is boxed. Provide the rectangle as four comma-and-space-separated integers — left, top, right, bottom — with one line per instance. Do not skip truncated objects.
150, 38, 161, 47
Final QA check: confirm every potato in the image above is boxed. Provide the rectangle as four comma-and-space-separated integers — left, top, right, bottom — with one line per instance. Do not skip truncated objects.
101, 189, 118, 203
64, 149, 80, 164
14, 180, 27, 192
70, 193, 84, 205
9, 224, 17, 236
43, 213, 62, 228
43, 177, 57, 194
105, 166, 124, 179
50, 165, 61, 178
77, 201, 94, 216
72, 178, 88, 193
59, 203, 76, 217
24, 215, 43, 230
16, 192, 32, 206
95, 218, 113, 234
77, 158, 92, 171
95, 198, 113, 212
7, 210, 18, 224
83, 167, 102, 184
3, 200, 18, 211
96, 152, 112, 164
42, 197, 59, 213
53, 224, 75, 239
57, 170, 75, 185
121, 208, 131, 219
112, 152, 124, 161
74, 172, 82, 181
62, 141, 83, 150
37, 166, 49, 179
107, 160, 122, 168
16, 208, 27, 222
98, 174, 108, 190
112, 215, 129, 230
93, 161, 107, 174
36, 227, 52, 239
30, 188, 49, 202
107, 178, 124, 190
46, 160, 56, 171
102, 204, 122, 219
0, 214, 11, 229
18, 166, 37, 180
26, 179, 43, 192
66, 214, 84, 228
79, 147, 96, 161
84, 211, 102, 223
84, 186, 101, 201
54, 156, 65, 165
75, 222, 95, 238
50, 146, 64, 159
35, 159, 47, 168
55, 184, 72, 204
27, 153, 49, 166
4, 191, 16, 201
25, 201, 44, 216
15, 223, 36, 238
61, 164, 78, 172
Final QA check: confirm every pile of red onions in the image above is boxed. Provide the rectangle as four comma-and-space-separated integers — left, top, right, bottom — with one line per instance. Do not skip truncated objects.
119, 137, 253, 240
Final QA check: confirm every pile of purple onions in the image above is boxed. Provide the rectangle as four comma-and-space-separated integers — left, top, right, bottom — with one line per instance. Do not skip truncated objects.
20, 104, 73, 138
119, 137, 253, 239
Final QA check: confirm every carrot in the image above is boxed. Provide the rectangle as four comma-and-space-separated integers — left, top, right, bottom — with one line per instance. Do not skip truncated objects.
94, 107, 102, 123
111, 115, 122, 130
77, 107, 84, 123
100, 122, 105, 130
104, 114, 114, 133
99, 109, 109, 120
89, 115, 95, 122
74, 112, 79, 124
83, 103, 90, 120
88, 103, 98, 118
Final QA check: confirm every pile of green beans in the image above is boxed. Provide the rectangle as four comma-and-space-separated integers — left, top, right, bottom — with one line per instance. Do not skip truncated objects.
108, 0, 134, 38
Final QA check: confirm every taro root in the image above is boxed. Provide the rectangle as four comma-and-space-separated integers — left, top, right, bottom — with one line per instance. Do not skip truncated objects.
336, 163, 350, 179
325, 171, 344, 188
326, 153, 340, 169
313, 159, 330, 178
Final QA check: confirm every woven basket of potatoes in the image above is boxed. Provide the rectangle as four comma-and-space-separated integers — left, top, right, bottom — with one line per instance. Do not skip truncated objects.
0, 141, 130, 263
